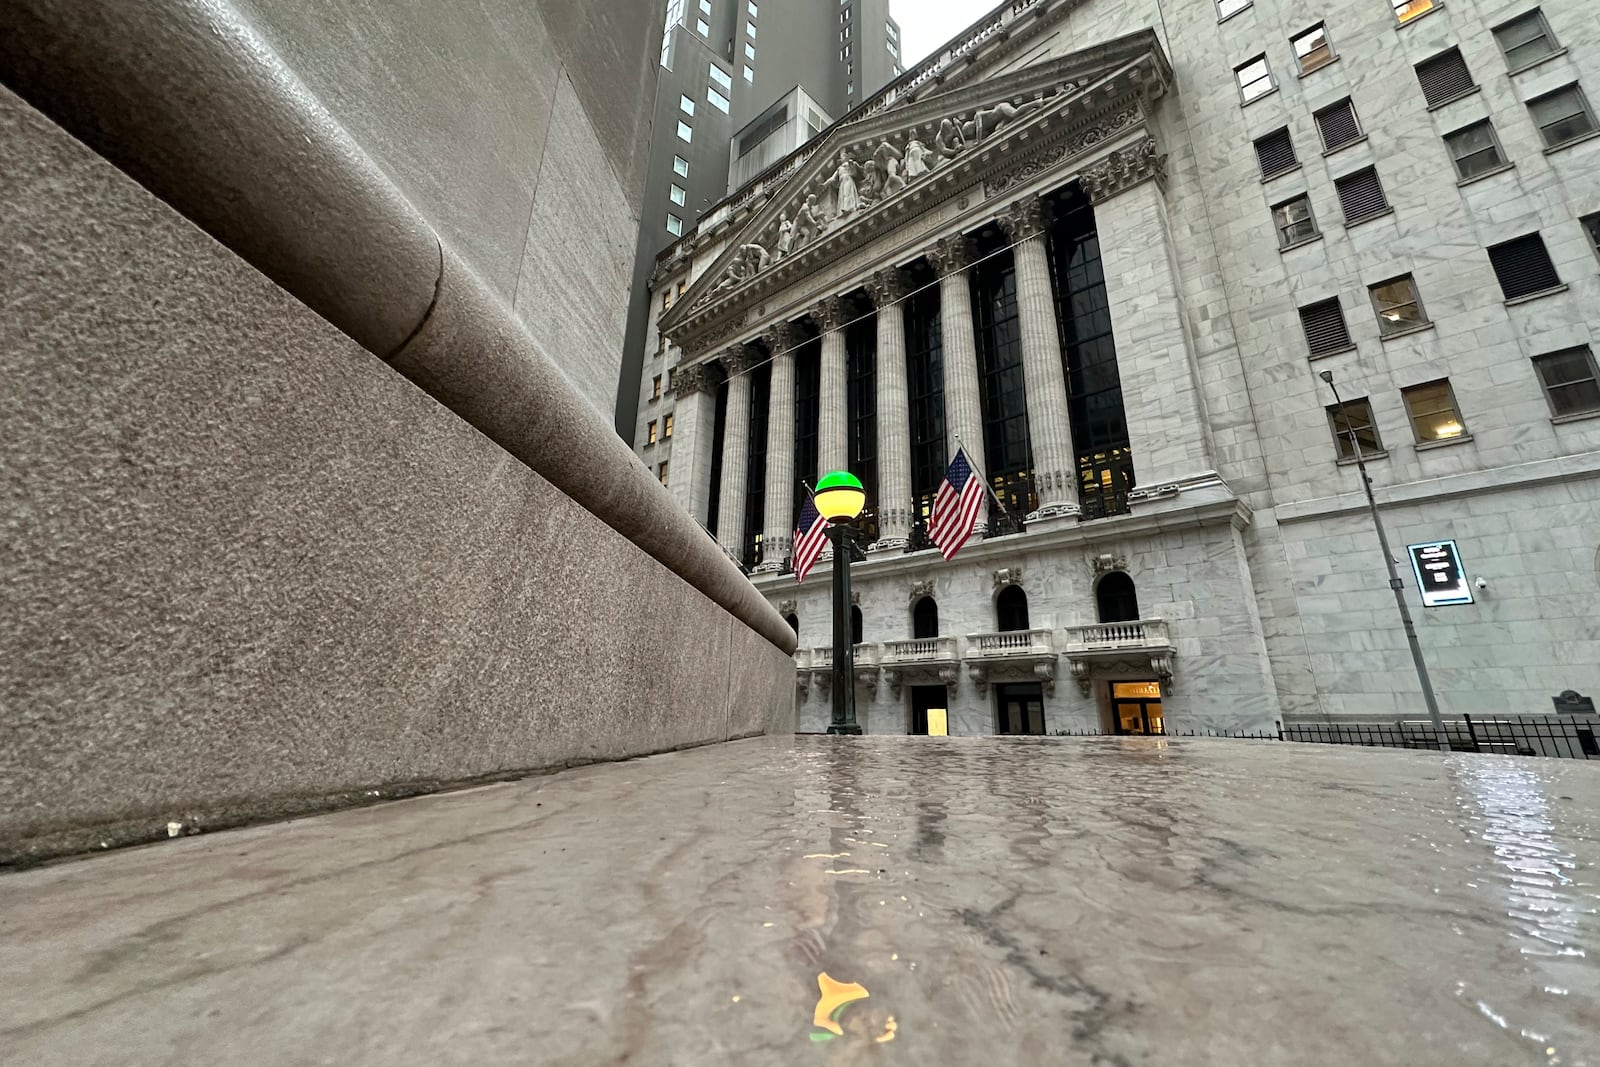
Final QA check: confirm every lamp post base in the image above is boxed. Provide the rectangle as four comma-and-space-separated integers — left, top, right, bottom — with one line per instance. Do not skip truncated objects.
826, 723, 864, 736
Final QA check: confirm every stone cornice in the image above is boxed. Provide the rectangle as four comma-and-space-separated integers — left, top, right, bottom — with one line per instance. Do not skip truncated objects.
1080, 136, 1168, 204
672, 362, 716, 398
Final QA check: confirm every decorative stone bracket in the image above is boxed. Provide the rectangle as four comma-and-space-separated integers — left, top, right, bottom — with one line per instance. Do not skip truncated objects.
992, 567, 1023, 590
1091, 552, 1128, 576
968, 657, 1056, 696
909, 579, 935, 601
1067, 653, 1175, 697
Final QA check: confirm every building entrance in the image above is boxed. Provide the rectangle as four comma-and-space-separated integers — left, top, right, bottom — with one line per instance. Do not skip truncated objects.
910, 685, 949, 736
995, 682, 1046, 735
1111, 681, 1164, 736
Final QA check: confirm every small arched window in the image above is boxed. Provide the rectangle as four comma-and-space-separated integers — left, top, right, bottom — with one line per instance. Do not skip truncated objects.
785, 613, 800, 636
851, 604, 864, 645
996, 585, 1029, 632
912, 596, 939, 639
1096, 572, 1140, 623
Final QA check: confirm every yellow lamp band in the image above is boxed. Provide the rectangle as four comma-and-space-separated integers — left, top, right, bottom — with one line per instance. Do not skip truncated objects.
814, 487, 865, 521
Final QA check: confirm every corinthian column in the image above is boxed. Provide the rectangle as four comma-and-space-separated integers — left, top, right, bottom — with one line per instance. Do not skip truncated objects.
928, 234, 986, 535
868, 268, 912, 551
669, 362, 718, 527
999, 198, 1078, 519
758, 322, 801, 572
812, 296, 848, 477
714, 346, 758, 561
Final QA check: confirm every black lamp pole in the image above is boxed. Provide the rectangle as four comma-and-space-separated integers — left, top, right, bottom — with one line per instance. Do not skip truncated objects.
827, 523, 861, 735
1321, 371, 1449, 751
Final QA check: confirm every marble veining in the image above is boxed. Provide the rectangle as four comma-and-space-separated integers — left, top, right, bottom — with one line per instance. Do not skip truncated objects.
2, 736, 1598, 1065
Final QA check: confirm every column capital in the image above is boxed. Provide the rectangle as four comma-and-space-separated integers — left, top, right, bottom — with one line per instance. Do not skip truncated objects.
997, 197, 1050, 242
867, 267, 910, 308
674, 363, 715, 397
761, 321, 804, 356
718, 344, 761, 377
808, 295, 848, 332
927, 233, 973, 277
1079, 137, 1168, 205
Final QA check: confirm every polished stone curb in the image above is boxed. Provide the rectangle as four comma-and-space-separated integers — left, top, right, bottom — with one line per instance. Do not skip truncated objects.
0, 0, 796, 655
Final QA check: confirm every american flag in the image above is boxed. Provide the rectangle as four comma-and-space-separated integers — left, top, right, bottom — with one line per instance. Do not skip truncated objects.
792, 493, 830, 583
929, 447, 986, 561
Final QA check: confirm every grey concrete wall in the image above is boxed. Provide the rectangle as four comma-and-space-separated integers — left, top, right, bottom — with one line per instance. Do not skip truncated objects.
0, 52, 793, 860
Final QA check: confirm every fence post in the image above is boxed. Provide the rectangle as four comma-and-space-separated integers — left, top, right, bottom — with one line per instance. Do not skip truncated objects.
1464, 713, 1478, 753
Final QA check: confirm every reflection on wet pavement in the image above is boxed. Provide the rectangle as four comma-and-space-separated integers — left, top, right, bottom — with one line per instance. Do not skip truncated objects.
1, 735, 1597, 1065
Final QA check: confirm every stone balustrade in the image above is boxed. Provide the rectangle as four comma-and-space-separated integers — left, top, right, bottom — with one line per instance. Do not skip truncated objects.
966, 627, 1057, 659
1063, 619, 1172, 653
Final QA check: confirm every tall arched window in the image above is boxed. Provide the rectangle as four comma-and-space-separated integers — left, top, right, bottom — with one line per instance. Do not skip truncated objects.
851, 604, 864, 645
785, 613, 800, 636
1096, 572, 1140, 623
996, 585, 1029, 632
912, 596, 939, 639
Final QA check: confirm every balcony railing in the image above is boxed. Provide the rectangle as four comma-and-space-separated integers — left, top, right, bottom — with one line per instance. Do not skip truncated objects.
881, 637, 961, 666
967, 628, 1057, 659
1063, 619, 1173, 654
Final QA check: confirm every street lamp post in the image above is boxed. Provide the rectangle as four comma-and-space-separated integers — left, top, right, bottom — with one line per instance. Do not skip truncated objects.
815, 471, 866, 736
1320, 371, 1450, 752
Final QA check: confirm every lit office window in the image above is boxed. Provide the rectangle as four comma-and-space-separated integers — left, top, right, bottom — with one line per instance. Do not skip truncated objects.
1393, 0, 1435, 25
1368, 275, 1430, 336
1402, 380, 1466, 442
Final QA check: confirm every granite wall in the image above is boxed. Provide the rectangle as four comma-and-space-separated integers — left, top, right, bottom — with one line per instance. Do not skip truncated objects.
0, 0, 795, 864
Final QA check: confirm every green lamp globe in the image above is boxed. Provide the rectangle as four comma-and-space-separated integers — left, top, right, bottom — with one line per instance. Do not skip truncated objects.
814, 471, 866, 522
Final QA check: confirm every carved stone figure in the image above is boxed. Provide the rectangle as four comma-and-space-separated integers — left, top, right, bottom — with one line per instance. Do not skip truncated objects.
776, 212, 795, 257
738, 242, 771, 274
827, 151, 863, 216
859, 159, 882, 205
874, 140, 906, 198
963, 95, 1046, 143
935, 117, 966, 158
794, 193, 823, 246
904, 138, 933, 180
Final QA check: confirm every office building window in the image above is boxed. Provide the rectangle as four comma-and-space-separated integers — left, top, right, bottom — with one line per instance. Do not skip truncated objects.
708, 86, 729, 113
1299, 297, 1353, 356
698, 0, 710, 11
1369, 275, 1429, 335
676, 120, 692, 142
709, 65, 732, 91
1494, 9, 1559, 71
1444, 120, 1507, 180
841, 25, 850, 40
647, 419, 659, 445
746, 20, 756, 38
1292, 24, 1336, 74
887, 22, 897, 41
1583, 213, 1600, 260
1327, 398, 1382, 460
1315, 97, 1363, 151
745, 42, 755, 60
743, 65, 753, 81
1235, 55, 1275, 104
1527, 85, 1597, 149
1487, 233, 1561, 299
679, 94, 695, 115
672, 155, 689, 177
651, 375, 662, 400
1393, 0, 1435, 25
747, 0, 757, 14
664, 413, 675, 438
695, 17, 709, 35
1402, 379, 1466, 442
665, 367, 676, 391
1254, 127, 1299, 178
1532, 347, 1600, 417
666, 213, 684, 236
669, 184, 686, 206
1273, 194, 1319, 248
659, 461, 670, 486
888, 41, 898, 58
1218, 0, 1251, 18
841, 43, 852, 59
661, 289, 673, 312
1416, 50, 1478, 110
677, 280, 686, 297
1334, 168, 1389, 224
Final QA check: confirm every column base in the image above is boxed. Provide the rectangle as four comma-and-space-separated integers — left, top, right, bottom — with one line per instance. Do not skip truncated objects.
868, 537, 908, 553
753, 561, 787, 574
1025, 501, 1081, 522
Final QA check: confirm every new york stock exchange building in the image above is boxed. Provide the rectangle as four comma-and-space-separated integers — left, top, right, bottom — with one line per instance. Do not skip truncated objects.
635, 0, 1600, 737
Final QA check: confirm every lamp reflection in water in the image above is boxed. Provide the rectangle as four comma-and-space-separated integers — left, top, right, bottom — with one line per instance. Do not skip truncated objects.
811, 972, 896, 1045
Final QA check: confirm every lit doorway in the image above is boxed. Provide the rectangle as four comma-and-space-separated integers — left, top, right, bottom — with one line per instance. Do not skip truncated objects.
1111, 681, 1164, 736
996, 682, 1046, 735
910, 685, 949, 736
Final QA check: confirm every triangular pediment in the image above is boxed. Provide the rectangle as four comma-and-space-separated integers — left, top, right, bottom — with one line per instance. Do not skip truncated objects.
659, 28, 1171, 346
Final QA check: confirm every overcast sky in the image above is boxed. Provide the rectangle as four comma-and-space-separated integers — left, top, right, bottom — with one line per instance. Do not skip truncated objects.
891, 0, 996, 68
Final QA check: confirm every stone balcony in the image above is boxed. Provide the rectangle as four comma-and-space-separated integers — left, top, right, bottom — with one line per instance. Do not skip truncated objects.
797, 619, 1178, 699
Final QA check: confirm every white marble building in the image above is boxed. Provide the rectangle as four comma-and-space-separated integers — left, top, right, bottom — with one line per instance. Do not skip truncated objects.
632, 0, 1600, 736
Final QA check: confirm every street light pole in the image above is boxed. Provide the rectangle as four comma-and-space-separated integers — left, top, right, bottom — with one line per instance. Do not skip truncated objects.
1320, 371, 1449, 751
827, 523, 861, 735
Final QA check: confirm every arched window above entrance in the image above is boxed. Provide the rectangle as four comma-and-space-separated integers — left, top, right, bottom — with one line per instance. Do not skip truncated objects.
785, 613, 799, 636
1096, 572, 1140, 623
912, 596, 939, 639
996, 585, 1029, 632
851, 604, 863, 646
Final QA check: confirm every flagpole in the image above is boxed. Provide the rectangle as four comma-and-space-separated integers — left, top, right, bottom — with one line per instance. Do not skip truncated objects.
954, 434, 1015, 531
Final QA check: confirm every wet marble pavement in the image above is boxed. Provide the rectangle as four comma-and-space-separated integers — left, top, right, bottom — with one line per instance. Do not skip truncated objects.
3, 737, 1599, 1066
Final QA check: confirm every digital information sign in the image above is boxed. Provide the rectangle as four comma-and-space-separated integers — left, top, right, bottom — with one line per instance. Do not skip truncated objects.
1407, 540, 1474, 607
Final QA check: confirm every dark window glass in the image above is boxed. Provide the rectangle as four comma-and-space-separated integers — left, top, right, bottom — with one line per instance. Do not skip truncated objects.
1254, 127, 1299, 179
1315, 98, 1363, 151
996, 586, 1030, 632
1326, 398, 1382, 460
913, 597, 939, 639
1494, 10, 1558, 70
705, 370, 729, 533
851, 604, 863, 645
1334, 168, 1389, 224
1299, 298, 1353, 356
1487, 233, 1562, 300
1583, 213, 1600, 258
1445, 120, 1506, 179
1528, 85, 1597, 148
793, 333, 822, 526
1273, 194, 1318, 247
1415, 49, 1476, 108
1096, 572, 1140, 623
742, 358, 771, 570
972, 246, 1036, 520
1532, 347, 1600, 417
1050, 190, 1134, 520
846, 312, 878, 545
904, 271, 947, 531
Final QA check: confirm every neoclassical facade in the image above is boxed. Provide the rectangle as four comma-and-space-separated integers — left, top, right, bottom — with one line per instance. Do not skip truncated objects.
636, 0, 1600, 735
